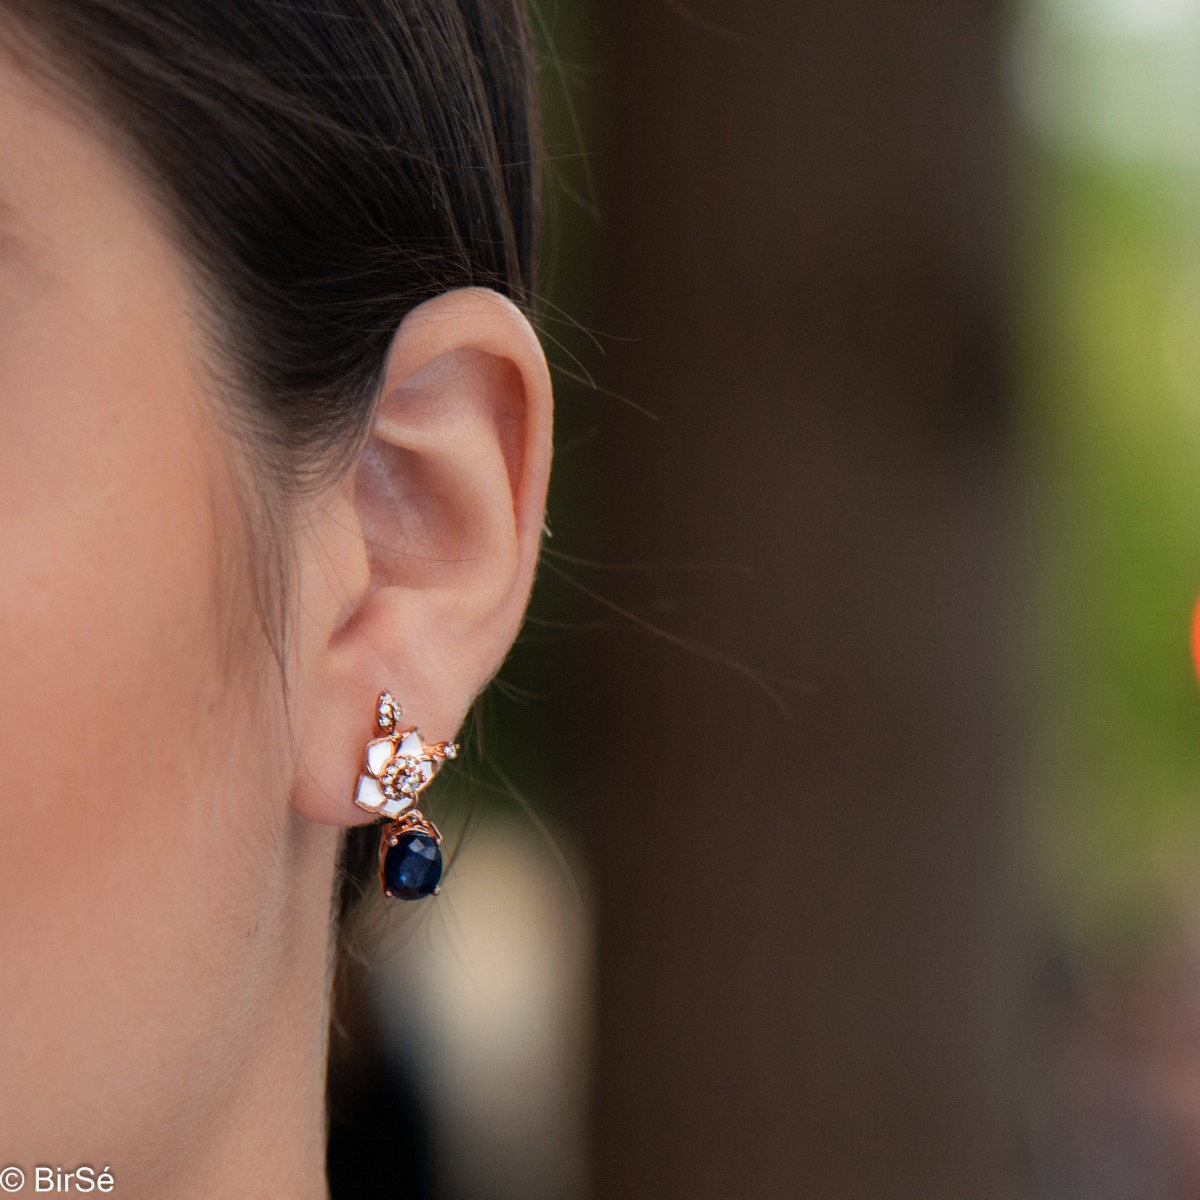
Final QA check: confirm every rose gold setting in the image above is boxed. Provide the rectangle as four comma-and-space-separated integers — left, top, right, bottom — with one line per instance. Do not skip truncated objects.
352, 690, 459, 817
377, 691, 401, 733
378, 809, 444, 898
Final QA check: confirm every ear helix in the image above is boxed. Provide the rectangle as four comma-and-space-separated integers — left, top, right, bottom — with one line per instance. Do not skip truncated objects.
352, 690, 458, 900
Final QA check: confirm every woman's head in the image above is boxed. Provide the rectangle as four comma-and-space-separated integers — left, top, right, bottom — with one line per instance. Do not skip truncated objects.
0, 1, 551, 1189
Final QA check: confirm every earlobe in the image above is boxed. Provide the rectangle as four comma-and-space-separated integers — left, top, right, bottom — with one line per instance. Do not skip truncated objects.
288, 288, 552, 827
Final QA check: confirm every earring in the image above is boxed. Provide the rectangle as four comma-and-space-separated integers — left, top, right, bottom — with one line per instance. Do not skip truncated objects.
353, 690, 458, 900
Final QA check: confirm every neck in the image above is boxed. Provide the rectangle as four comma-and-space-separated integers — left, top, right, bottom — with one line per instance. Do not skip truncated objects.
173, 819, 342, 1200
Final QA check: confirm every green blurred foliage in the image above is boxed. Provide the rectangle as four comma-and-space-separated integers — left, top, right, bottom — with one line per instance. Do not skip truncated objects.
1021, 133, 1200, 949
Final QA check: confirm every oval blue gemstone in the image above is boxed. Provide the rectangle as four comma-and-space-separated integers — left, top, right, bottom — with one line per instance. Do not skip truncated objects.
383, 831, 443, 900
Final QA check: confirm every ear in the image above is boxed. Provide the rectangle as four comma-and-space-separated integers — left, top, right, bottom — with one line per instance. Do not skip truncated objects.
286, 287, 552, 826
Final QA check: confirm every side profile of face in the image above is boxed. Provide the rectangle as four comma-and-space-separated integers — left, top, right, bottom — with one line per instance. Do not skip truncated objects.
0, 39, 551, 1197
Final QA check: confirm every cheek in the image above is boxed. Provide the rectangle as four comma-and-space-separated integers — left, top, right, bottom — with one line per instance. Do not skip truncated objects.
0, 273, 283, 1158
0, 282, 232, 826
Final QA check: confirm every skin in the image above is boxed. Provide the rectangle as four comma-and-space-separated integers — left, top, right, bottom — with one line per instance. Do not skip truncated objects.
0, 45, 552, 1200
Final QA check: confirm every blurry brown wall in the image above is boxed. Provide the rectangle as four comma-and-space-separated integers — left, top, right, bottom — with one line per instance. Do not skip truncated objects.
573, 2, 1023, 1197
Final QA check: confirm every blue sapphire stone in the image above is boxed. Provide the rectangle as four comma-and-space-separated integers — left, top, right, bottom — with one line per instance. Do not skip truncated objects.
383, 831, 443, 900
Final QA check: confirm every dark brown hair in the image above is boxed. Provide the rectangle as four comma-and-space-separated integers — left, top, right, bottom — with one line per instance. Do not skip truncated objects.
0, 0, 540, 464
0, 0, 543, 903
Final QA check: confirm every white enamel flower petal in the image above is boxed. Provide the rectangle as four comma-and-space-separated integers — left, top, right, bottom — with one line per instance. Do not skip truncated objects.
381, 793, 414, 819
417, 758, 436, 784
397, 730, 423, 758
354, 773, 386, 812
365, 737, 395, 777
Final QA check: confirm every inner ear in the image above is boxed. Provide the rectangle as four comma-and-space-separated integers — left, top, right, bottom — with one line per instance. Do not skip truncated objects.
354, 437, 461, 581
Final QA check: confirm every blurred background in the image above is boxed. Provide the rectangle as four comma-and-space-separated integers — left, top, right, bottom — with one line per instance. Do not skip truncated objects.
328, 1, 1200, 1197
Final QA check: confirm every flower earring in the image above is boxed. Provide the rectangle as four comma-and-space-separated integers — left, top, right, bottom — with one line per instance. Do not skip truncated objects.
353, 691, 458, 900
